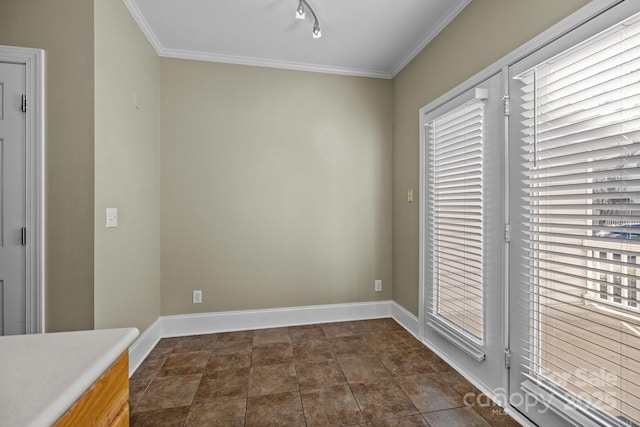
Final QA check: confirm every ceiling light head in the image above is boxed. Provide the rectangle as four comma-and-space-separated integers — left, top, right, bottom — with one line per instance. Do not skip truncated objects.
295, 0, 322, 39
312, 21, 322, 39
296, 1, 305, 19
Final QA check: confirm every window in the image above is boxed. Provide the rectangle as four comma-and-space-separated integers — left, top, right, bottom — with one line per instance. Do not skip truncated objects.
420, 72, 504, 395
427, 93, 486, 343
422, 79, 507, 365
513, 10, 640, 425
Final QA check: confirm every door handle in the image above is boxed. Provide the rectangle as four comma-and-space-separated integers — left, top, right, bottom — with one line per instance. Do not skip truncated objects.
21, 227, 26, 246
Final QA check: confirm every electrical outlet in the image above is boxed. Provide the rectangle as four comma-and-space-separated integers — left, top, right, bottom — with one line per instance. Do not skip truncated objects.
193, 290, 202, 304
375, 280, 382, 292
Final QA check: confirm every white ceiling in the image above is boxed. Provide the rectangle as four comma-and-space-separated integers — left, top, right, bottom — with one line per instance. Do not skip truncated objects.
124, 0, 471, 79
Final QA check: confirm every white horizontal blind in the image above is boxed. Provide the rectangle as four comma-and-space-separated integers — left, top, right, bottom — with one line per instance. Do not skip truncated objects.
427, 97, 485, 343
516, 13, 640, 426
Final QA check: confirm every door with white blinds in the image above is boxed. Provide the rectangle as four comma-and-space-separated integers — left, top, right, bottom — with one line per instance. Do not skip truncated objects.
421, 71, 505, 393
428, 93, 485, 348
509, 3, 640, 426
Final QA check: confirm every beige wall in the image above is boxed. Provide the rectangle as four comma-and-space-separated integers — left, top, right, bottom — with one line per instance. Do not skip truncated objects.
392, 0, 590, 316
94, 0, 161, 331
0, 0, 596, 332
160, 59, 393, 315
0, 0, 95, 331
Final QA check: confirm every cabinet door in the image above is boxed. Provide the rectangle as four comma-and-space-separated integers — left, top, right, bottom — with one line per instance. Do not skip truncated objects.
54, 352, 129, 427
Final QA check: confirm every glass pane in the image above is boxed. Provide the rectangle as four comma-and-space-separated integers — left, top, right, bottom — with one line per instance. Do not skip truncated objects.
517, 11, 640, 425
429, 97, 486, 343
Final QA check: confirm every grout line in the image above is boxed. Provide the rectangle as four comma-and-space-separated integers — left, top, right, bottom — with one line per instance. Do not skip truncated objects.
132, 320, 514, 426
295, 373, 308, 426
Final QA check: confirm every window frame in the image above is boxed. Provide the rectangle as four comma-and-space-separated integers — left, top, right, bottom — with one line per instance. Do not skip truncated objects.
423, 87, 489, 357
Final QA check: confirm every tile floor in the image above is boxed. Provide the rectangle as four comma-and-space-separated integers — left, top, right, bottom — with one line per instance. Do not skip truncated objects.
129, 318, 520, 426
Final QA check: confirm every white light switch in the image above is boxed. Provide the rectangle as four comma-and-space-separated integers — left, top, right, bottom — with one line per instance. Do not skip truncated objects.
193, 290, 203, 304
106, 208, 118, 228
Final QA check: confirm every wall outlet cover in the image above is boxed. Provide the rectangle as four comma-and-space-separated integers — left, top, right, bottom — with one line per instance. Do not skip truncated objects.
193, 290, 203, 304
106, 208, 118, 228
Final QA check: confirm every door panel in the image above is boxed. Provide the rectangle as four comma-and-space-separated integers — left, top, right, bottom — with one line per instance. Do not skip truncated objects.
508, 3, 640, 425
420, 71, 507, 397
0, 62, 27, 335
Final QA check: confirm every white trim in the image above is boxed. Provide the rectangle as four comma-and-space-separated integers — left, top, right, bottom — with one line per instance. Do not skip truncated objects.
161, 301, 393, 337
0, 45, 45, 334
418, 107, 427, 343
159, 48, 393, 79
128, 317, 162, 377
121, 0, 164, 55
500, 66, 511, 395
503, 409, 536, 427
418, 0, 623, 118
391, 301, 419, 337
390, 0, 471, 78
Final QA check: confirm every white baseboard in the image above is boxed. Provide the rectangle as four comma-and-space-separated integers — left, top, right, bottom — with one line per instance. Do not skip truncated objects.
128, 317, 162, 377
161, 300, 394, 338
128, 300, 394, 377
391, 301, 419, 337
504, 408, 536, 427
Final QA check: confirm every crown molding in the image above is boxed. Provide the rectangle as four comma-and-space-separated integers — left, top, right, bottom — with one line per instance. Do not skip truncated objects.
390, 0, 472, 78
159, 47, 393, 79
122, 0, 164, 54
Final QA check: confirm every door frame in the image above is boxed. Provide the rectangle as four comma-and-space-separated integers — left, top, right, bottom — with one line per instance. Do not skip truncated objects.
416, 1, 624, 424
0, 45, 45, 334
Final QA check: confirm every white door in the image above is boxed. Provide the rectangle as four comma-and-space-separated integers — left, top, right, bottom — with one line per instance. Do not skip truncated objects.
507, 2, 640, 425
420, 71, 508, 399
0, 62, 27, 336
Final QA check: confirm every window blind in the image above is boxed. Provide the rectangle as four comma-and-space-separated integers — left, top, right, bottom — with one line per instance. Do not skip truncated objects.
516, 13, 640, 426
426, 95, 486, 347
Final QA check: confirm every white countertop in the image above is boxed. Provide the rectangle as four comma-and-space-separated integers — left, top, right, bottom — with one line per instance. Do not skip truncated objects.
0, 328, 139, 427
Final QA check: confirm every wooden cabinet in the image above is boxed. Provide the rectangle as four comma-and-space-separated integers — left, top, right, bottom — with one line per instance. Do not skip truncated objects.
54, 351, 129, 427
0, 328, 138, 426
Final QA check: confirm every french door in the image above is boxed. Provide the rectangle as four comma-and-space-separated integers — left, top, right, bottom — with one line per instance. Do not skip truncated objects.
420, 71, 507, 399
508, 2, 640, 425
420, 2, 640, 425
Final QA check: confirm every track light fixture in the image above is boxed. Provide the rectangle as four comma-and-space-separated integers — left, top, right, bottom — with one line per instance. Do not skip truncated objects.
295, 0, 305, 19
295, 0, 321, 39
312, 21, 321, 39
